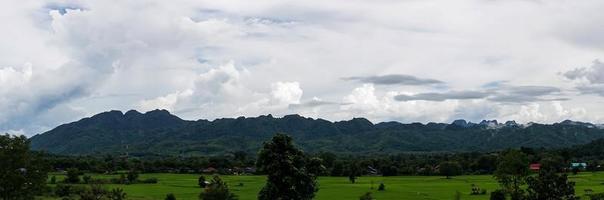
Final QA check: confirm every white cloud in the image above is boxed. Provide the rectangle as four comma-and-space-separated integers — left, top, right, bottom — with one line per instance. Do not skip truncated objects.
271, 81, 303, 104
3, 0, 604, 136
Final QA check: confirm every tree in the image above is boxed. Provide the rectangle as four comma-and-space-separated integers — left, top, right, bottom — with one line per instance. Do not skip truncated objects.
306, 157, 327, 176
490, 190, 506, 200
65, 168, 80, 184
127, 170, 139, 183
439, 161, 462, 179
525, 169, 578, 200
108, 188, 127, 200
79, 183, 107, 200
378, 183, 385, 191
165, 194, 176, 200
494, 150, 529, 199
0, 134, 49, 200
256, 133, 318, 200
359, 192, 373, 200
199, 176, 238, 200
198, 175, 207, 188
348, 161, 361, 184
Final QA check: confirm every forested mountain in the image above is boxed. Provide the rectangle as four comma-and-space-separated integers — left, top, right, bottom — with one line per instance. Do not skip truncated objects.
29, 109, 604, 156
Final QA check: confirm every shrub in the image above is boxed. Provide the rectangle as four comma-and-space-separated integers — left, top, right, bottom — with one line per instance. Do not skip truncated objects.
54, 183, 72, 197
127, 170, 139, 183
589, 192, 604, 200
378, 183, 385, 191
490, 189, 506, 200
50, 176, 57, 184
82, 175, 92, 184
359, 192, 373, 200
165, 193, 176, 200
65, 168, 80, 184
141, 178, 159, 184
108, 188, 127, 200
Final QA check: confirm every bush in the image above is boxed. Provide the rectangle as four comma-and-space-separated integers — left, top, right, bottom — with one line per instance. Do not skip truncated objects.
141, 178, 159, 184
359, 192, 373, 200
108, 188, 127, 200
65, 168, 81, 184
82, 175, 92, 184
378, 183, 385, 191
165, 193, 176, 200
54, 183, 72, 197
589, 192, 604, 200
490, 189, 506, 200
50, 176, 57, 184
127, 170, 139, 183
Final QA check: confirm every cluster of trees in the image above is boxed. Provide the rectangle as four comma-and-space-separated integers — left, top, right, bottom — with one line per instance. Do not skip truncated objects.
6, 132, 604, 200
490, 149, 579, 200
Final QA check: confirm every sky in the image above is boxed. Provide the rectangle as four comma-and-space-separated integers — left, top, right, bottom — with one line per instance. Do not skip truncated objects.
2, 0, 604, 136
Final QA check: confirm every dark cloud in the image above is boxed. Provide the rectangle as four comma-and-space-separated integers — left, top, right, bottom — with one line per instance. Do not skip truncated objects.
395, 91, 489, 101
393, 85, 566, 103
288, 99, 342, 109
343, 74, 443, 85
562, 60, 604, 84
576, 85, 604, 96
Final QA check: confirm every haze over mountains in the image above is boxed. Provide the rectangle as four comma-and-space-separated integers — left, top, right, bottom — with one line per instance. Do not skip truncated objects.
29, 109, 604, 156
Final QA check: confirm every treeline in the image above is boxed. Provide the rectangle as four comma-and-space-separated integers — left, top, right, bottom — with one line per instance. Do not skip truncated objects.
42, 140, 604, 177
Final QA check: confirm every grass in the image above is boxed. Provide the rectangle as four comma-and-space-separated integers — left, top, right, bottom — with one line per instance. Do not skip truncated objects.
44, 172, 604, 200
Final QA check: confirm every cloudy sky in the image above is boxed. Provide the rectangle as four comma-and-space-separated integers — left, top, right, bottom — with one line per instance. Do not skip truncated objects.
2, 0, 604, 136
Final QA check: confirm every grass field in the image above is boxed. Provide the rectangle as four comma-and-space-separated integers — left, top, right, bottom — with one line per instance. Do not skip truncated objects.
46, 172, 604, 200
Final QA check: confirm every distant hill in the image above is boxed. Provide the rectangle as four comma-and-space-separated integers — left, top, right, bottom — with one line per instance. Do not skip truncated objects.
29, 109, 604, 156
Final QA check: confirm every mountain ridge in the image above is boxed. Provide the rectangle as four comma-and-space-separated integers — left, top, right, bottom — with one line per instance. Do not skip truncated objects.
29, 109, 604, 156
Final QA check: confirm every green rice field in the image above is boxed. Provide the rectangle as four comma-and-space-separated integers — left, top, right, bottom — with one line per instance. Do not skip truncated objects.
45, 172, 604, 200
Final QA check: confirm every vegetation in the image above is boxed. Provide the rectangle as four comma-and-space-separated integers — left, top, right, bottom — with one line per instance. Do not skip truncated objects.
199, 176, 238, 200
29, 110, 604, 155
0, 134, 48, 200
256, 134, 318, 200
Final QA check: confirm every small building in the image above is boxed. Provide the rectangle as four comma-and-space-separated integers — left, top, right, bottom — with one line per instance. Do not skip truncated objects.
529, 163, 541, 171
570, 163, 587, 169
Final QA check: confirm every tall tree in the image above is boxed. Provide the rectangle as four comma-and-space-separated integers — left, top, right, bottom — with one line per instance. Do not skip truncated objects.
439, 161, 462, 179
525, 169, 578, 200
256, 134, 318, 200
494, 150, 529, 200
0, 134, 49, 200
199, 176, 237, 200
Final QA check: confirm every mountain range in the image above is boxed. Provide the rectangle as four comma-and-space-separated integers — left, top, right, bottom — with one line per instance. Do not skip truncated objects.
29, 109, 604, 156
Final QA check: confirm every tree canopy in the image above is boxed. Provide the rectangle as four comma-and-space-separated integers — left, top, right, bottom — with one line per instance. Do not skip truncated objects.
256, 133, 318, 200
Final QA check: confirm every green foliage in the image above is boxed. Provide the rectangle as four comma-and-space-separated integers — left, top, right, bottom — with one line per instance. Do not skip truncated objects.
589, 193, 604, 200
256, 133, 318, 200
65, 168, 80, 184
108, 188, 127, 200
359, 192, 373, 200
348, 161, 361, 184
29, 110, 604, 156
54, 183, 72, 197
525, 169, 578, 200
0, 134, 49, 200
127, 170, 139, 183
83, 175, 92, 184
490, 190, 506, 200
494, 150, 529, 197
165, 193, 176, 200
79, 183, 107, 200
199, 176, 238, 200
377, 183, 385, 191
198, 175, 207, 188
440, 161, 462, 179
50, 175, 57, 184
